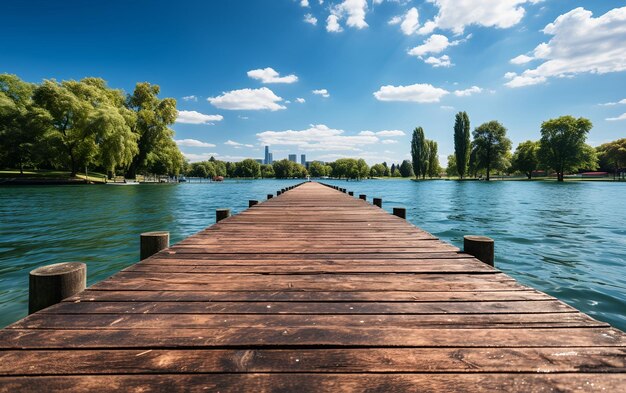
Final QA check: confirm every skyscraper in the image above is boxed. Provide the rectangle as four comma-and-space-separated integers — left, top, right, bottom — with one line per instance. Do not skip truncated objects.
301, 154, 306, 166
288, 154, 297, 163
268, 153, 273, 164
264, 146, 270, 165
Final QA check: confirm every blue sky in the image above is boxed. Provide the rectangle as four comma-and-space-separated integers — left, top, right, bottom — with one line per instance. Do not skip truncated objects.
2, 0, 625, 164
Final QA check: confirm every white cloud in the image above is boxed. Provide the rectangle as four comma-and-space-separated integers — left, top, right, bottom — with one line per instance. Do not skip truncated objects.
175, 110, 223, 124
257, 124, 379, 151
399, 8, 420, 35
510, 54, 534, 65
304, 13, 317, 25
300, 0, 309, 7
182, 95, 197, 102
423, 0, 541, 35
440, 105, 455, 110
388, 16, 402, 25
504, 72, 517, 79
381, 139, 399, 144
326, 0, 368, 32
506, 7, 626, 88
359, 130, 405, 137
247, 67, 298, 84
174, 139, 216, 148
207, 87, 286, 111
373, 83, 449, 103
454, 86, 483, 97
182, 152, 220, 162
296, 97, 306, 103
408, 34, 452, 56
312, 89, 330, 98
606, 113, 626, 121
599, 99, 626, 106
225, 140, 254, 148
326, 14, 343, 32
424, 55, 452, 68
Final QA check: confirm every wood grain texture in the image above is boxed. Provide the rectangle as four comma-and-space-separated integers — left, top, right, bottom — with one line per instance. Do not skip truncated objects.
1, 182, 624, 391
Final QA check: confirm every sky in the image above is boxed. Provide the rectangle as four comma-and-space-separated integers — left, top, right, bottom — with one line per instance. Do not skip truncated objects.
2, 0, 625, 165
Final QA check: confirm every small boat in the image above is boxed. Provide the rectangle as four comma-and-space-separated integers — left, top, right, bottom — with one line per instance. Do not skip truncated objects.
213, 176, 224, 182
106, 180, 139, 185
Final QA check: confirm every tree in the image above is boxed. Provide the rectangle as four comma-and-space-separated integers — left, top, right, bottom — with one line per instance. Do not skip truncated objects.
597, 139, 626, 180
538, 116, 593, 181
369, 163, 386, 177
445, 154, 458, 177
260, 164, 275, 178
308, 161, 326, 177
146, 137, 184, 176
410, 127, 428, 179
272, 159, 295, 178
236, 158, 261, 178
125, 82, 177, 178
427, 140, 440, 178
511, 140, 540, 179
471, 121, 512, 181
189, 162, 209, 178
399, 159, 414, 177
454, 111, 471, 179
356, 158, 369, 179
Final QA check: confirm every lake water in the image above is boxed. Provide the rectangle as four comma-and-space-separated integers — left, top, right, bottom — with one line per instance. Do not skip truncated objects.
1, 179, 625, 330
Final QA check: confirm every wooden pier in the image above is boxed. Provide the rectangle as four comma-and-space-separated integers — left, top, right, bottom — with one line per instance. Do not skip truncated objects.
0, 182, 624, 391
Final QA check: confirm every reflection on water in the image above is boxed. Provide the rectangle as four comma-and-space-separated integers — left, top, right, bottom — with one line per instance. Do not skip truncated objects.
0, 179, 625, 330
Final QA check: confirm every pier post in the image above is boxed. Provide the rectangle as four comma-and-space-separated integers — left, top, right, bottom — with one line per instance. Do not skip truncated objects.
464, 236, 495, 266
393, 207, 406, 219
249, 200, 259, 207
140, 231, 170, 260
29, 262, 86, 314
359, 194, 367, 201
267, 194, 273, 199
348, 191, 354, 196
373, 198, 382, 208
216, 208, 231, 222
277, 190, 282, 196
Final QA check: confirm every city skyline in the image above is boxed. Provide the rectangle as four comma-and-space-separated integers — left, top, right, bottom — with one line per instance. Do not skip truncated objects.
3, 1, 625, 165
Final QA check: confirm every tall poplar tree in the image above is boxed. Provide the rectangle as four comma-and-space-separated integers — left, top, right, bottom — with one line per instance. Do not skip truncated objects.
411, 126, 428, 179
454, 111, 470, 179
427, 140, 440, 178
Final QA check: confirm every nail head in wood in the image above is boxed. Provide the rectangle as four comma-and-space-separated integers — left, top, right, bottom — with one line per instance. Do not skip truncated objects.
29, 262, 86, 314
464, 235, 495, 266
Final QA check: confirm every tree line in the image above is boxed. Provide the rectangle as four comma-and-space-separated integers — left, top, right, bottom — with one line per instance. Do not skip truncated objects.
0, 74, 184, 178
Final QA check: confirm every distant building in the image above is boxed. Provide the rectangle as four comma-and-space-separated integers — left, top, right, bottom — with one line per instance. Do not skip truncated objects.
288, 154, 297, 163
268, 153, 273, 164
255, 159, 263, 164
264, 146, 270, 165
301, 154, 306, 166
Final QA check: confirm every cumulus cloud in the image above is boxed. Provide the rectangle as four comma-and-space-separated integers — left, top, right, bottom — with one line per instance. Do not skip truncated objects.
408, 34, 453, 56
296, 97, 306, 103
423, 0, 541, 35
312, 89, 330, 98
381, 139, 399, 144
175, 110, 223, 124
225, 140, 254, 148
326, 0, 368, 32
454, 86, 483, 97
606, 113, 626, 121
182, 95, 197, 102
373, 83, 449, 103
505, 7, 626, 88
304, 13, 317, 25
390, 7, 420, 35
207, 87, 286, 111
247, 67, 298, 84
174, 139, 216, 148
257, 124, 380, 151
300, 0, 309, 7
510, 54, 534, 65
424, 55, 452, 68
599, 99, 626, 106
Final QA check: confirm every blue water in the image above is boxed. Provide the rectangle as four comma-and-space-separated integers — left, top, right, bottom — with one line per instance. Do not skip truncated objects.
1, 179, 625, 330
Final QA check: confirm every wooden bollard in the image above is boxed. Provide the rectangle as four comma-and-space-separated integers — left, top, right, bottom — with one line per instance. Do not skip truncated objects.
29, 262, 86, 314
277, 190, 282, 196
267, 194, 273, 199
249, 200, 259, 207
393, 207, 406, 219
373, 198, 382, 208
359, 194, 367, 201
348, 191, 354, 196
216, 208, 231, 222
464, 236, 495, 266
140, 231, 170, 260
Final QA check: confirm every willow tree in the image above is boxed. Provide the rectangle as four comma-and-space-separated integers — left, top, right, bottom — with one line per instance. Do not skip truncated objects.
471, 121, 512, 181
125, 83, 178, 178
454, 111, 470, 179
538, 116, 593, 181
411, 127, 428, 179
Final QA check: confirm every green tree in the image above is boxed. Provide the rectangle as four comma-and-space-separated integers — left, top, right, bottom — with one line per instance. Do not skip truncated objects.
410, 127, 428, 179
356, 158, 369, 179
125, 83, 177, 178
272, 159, 294, 178
597, 139, 626, 180
511, 140, 540, 179
454, 111, 471, 179
399, 159, 414, 177
146, 137, 184, 176
369, 163, 386, 177
427, 140, 440, 178
189, 162, 209, 178
538, 116, 593, 181
445, 154, 458, 177
260, 164, 275, 178
392, 168, 401, 177
471, 121, 512, 181
236, 158, 261, 178
308, 161, 326, 177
